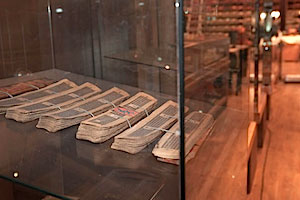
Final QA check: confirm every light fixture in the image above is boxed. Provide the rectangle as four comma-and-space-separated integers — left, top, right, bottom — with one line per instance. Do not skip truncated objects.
164, 65, 170, 70
13, 172, 19, 178
260, 12, 267, 20
55, 8, 63, 14
271, 11, 280, 19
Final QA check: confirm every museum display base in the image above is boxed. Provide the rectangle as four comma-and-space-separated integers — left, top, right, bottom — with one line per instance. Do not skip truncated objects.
0, 69, 179, 200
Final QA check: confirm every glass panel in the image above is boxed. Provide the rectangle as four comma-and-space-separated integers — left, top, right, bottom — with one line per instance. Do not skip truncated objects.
0, 0, 180, 199
3, 0, 298, 199
183, 0, 250, 199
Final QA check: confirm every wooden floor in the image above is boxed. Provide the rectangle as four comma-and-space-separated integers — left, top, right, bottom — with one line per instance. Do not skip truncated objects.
247, 62, 300, 200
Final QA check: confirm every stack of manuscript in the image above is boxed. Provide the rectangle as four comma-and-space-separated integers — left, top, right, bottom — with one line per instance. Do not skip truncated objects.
76, 92, 157, 143
111, 101, 178, 154
37, 87, 129, 132
0, 78, 54, 100
152, 111, 215, 161
6, 83, 101, 122
0, 79, 77, 113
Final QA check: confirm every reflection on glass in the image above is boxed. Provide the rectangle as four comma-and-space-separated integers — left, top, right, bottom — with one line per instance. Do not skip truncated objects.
184, 0, 250, 199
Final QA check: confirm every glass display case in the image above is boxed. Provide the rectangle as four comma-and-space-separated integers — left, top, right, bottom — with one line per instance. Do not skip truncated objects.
0, 0, 250, 199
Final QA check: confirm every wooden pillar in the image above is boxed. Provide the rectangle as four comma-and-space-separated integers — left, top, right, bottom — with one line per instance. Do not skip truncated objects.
280, 0, 287, 31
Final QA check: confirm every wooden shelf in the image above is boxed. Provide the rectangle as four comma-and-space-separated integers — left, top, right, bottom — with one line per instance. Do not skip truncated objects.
200, 1, 254, 43
287, 0, 300, 29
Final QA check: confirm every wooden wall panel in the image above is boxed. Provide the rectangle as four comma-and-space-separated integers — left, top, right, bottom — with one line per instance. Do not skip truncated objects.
0, 0, 176, 88
157, 0, 176, 51
98, 0, 137, 56
50, 0, 95, 77
0, 0, 53, 79
98, 0, 177, 89
97, 0, 137, 81
0, 178, 14, 200
37, 0, 55, 71
90, 0, 102, 79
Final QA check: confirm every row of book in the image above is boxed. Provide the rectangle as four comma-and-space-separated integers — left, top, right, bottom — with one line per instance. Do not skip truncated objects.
0, 79, 215, 164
